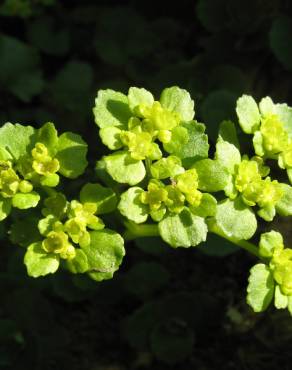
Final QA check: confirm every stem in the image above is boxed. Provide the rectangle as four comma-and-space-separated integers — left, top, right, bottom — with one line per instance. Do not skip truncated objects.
145, 158, 152, 180
207, 220, 263, 260
123, 221, 159, 241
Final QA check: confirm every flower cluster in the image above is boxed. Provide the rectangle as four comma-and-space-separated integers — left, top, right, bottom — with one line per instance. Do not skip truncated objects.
236, 95, 292, 182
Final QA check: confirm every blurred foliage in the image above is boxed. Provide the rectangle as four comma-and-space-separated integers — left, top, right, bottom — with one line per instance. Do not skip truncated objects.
1, 0, 292, 369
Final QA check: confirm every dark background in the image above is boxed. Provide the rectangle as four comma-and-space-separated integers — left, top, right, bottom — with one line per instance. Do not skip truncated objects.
1, 0, 292, 369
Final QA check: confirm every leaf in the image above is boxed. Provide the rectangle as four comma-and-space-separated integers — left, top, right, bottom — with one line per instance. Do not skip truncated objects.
192, 158, 230, 192
24, 242, 60, 278
0, 196, 11, 221
163, 126, 189, 155
270, 16, 292, 70
218, 120, 240, 148
66, 249, 89, 274
37, 122, 58, 156
50, 61, 93, 113
215, 198, 257, 240
56, 132, 88, 178
276, 183, 292, 216
191, 193, 217, 218
259, 231, 283, 258
215, 137, 241, 174
275, 103, 292, 139
160, 86, 195, 121
9, 217, 39, 247
247, 263, 274, 312
93, 89, 132, 129
0, 123, 36, 160
12, 192, 40, 209
104, 151, 146, 185
236, 95, 260, 134
0, 34, 44, 101
27, 16, 70, 56
82, 229, 125, 282
158, 208, 207, 248
99, 126, 123, 150
128, 87, 154, 111
80, 183, 117, 214
165, 121, 209, 167
274, 285, 288, 309
118, 187, 148, 224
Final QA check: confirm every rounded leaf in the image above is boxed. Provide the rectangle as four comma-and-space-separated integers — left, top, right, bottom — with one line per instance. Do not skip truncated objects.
93, 89, 131, 129
24, 242, 60, 278
247, 263, 274, 312
80, 183, 117, 214
104, 151, 146, 185
158, 208, 207, 248
160, 86, 195, 122
81, 229, 125, 281
118, 187, 148, 224
215, 198, 257, 240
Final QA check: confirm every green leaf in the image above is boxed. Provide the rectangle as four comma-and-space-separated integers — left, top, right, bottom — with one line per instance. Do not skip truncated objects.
0, 123, 36, 160
218, 120, 240, 148
118, 187, 148, 224
247, 263, 274, 312
12, 192, 40, 209
274, 285, 288, 309
236, 95, 260, 134
128, 87, 154, 111
24, 242, 60, 278
27, 16, 70, 56
9, 217, 39, 247
99, 126, 123, 150
165, 121, 209, 167
276, 183, 292, 216
66, 249, 89, 274
82, 229, 125, 282
163, 126, 189, 155
259, 230, 283, 258
150, 156, 184, 179
0, 196, 11, 221
215, 136, 241, 174
56, 132, 88, 178
270, 16, 292, 70
80, 183, 117, 214
37, 122, 58, 156
93, 89, 132, 129
160, 86, 195, 121
0, 34, 44, 102
215, 198, 257, 240
191, 193, 217, 218
192, 159, 230, 192
253, 131, 264, 156
275, 103, 292, 139
158, 208, 207, 248
104, 151, 146, 185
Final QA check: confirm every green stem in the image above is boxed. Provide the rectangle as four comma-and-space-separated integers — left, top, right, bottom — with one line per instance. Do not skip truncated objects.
123, 221, 159, 241
207, 220, 262, 260
145, 158, 152, 180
